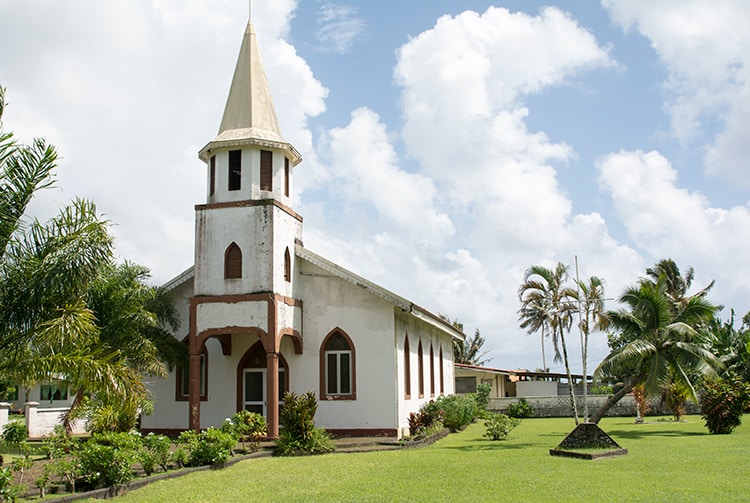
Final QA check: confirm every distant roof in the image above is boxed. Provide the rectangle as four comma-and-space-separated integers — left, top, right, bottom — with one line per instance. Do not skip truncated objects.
455, 363, 591, 381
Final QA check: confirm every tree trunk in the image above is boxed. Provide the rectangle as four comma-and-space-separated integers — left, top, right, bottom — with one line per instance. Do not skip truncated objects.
590, 375, 644, 424
559, 327, 579, 424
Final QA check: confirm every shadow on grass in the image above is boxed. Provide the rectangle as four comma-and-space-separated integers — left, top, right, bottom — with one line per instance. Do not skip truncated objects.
435, 441, 541, 451
605, 428, 706, 440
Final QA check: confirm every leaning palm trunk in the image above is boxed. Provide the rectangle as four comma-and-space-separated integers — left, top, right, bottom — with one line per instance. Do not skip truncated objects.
590, 375, 644, 423
559, 327, 579, 424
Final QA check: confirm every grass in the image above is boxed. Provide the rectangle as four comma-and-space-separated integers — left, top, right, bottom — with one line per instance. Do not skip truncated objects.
86, 415, 750, 502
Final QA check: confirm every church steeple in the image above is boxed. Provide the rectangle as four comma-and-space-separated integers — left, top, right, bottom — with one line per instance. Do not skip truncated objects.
198, 20, 301, 166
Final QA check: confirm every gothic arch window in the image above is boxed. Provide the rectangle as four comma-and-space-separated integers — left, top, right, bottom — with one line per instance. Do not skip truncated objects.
320, 328, 356, 400
224, 242, 242, 279
260, 150, 273, 191
417, 339, 424, 398
284, 247, 291, 282
404, 334, 411, 399
430, 343, 435, 397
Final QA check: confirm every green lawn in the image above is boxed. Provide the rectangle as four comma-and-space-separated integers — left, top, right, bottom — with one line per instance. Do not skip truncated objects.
108, 415, 750, 502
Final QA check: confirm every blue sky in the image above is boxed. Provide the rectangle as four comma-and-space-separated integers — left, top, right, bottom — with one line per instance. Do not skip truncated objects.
1, 1, 749, 373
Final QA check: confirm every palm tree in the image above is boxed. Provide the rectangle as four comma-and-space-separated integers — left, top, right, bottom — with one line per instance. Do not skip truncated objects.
518, 288, 550, 371
591, 280, 722, 423
645, 258, 715, 312
519, 263, 579, 423
453, 329, 492, 366
0, 86, 169, 430
570, 275, 608, 422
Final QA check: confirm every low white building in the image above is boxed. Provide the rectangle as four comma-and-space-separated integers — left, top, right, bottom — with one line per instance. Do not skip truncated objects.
141, 19, 463, 439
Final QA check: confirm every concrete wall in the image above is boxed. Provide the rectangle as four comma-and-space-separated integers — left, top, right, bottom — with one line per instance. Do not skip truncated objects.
489, 394, 700, 418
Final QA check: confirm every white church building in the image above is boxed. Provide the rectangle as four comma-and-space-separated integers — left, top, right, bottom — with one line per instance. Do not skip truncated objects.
141, 20, 464, 439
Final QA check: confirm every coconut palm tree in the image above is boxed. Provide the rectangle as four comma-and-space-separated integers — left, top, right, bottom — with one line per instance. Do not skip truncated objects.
591, 279, 722, 423
570, 275, 608, 422
519, 263, 579, 423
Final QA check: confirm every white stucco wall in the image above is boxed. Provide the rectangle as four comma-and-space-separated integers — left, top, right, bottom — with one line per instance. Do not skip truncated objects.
516, 381, 558, 397
294, 259, 399, 432
394, 312, 456, 437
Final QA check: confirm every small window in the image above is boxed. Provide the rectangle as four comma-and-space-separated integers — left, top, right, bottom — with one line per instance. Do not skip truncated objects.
404, 334, 411, 399
40, 384, 68, 402
439, 346, 444, 394
209, 155, 216, 196
455, 376, 477, 394
418, 340, 424, 398
176, 348, 208, 401
228, 150, 241, 191
225, 242, 242, 279
430, 344, 435, 397
284, 157, 290, 197
260, 150, 272, 191
320, 329, 356, 400
284, 247, 291, 282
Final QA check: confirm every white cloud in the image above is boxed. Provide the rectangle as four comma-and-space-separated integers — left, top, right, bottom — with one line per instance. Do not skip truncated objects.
603, 0, 750, 186
597, 149, 750, 311
314, 3, 365, 54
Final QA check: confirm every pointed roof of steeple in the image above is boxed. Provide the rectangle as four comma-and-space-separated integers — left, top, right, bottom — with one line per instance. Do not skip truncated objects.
199, 20, 301, 165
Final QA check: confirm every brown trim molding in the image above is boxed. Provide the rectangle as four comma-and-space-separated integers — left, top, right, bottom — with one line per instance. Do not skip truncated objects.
319, 327, 357, 401
327, 428, 398, 438
195, 198, 302, 222
235, 341, 289, 414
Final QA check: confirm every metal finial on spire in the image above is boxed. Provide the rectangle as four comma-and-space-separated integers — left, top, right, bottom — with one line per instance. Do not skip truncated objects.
249, 0, 252, 19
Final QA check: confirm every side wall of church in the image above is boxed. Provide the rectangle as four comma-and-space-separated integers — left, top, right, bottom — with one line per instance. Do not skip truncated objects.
291, 259, 399, 432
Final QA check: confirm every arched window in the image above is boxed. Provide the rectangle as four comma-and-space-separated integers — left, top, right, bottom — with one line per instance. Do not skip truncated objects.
430, 344, 435, 397
225, 242, 242, 279
417, 340, 424, 398
404, 334, 411, 399
284, 247, 291, 282
320, 329, 356, 400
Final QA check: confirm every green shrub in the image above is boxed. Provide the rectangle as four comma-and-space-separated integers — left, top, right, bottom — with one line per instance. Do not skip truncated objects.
42, 424, 78, 459
435, 394, 478, 432
141, 433, 173, 472
178, 428, 236, 467
0, 466, 24, 503
76, 441, 135, 488
506, 398, 533, 418
700, 375, 750, 434
591, 384, 614, 395
483, 413, 521, 441
1, 421, 27, 449
275, 391, 333, 456
221, 410, 267, 453
475, 383, 492, 411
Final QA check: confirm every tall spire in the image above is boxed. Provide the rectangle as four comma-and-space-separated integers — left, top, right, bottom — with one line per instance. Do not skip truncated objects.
199, 20, 301, 165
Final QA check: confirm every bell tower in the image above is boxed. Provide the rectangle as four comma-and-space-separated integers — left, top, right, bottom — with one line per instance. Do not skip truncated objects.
188, 19, 303, 437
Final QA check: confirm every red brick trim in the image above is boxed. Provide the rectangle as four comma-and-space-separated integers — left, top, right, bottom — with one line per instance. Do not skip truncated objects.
319, 327, 357, 401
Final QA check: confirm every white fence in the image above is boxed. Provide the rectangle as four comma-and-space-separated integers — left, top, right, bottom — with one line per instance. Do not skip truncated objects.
0, 402, 87, 438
